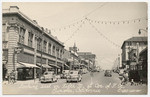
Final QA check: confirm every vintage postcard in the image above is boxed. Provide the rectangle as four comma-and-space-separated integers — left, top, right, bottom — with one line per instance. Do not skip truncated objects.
2, 2, 148, 95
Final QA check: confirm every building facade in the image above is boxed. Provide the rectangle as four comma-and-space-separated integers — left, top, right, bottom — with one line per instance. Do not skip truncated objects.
2, 6, 65, 80
121, 37, 147, 69
78, 52, 96, 70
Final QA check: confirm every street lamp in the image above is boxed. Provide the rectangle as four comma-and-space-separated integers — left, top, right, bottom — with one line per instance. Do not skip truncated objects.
138, 27, 148, 35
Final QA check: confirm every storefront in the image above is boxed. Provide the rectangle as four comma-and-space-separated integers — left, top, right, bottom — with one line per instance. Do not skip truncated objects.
16, 62, 40, 80
129, 61, 140, 82
49, 64, 60, 74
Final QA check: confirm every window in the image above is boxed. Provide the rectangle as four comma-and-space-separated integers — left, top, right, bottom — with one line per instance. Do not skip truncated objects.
2, 24, 6, 41
56, 48, 59, 58
28, 32, 33, 47
43, 41, 47, 53
37, 38, 42, 51
60, 50, 62, 58
19, 27, 25, 44
48, 43, 51, 54
53, 46, 55, 56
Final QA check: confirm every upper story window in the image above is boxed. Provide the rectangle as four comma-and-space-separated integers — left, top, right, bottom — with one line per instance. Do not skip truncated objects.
48, 43, 51, 55
53, 46, 55, 56
19, 27, 25, 44
28, 32, 33, 47
37, 38, 42, 51
43, 41, 47, 53
60, 49, 62, 59
56, 48, 59, 58
2, 24, 8, 41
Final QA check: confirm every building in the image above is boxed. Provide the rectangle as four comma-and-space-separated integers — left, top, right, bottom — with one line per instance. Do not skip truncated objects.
2, 6, 65, 80
62, 49, 72, 70
138, 47, 147, 84
69, 43, 80, 70
78, 52, 96, 70
121, 37, 147, 69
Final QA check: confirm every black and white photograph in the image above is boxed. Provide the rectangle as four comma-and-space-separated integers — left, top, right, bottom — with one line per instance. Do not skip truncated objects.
2, 1, 148, 95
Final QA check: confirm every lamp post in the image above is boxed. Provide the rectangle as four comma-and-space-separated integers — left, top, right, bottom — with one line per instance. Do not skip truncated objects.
138, 27, 148, 36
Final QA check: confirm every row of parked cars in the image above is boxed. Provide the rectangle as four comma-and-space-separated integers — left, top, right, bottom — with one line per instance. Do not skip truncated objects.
40, 69, 84, 83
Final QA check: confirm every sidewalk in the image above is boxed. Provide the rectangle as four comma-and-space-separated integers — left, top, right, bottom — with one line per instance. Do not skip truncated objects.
2, 78, 40, 85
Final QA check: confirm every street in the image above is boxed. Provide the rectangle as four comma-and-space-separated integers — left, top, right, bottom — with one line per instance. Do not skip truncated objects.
3, 71, 147, 95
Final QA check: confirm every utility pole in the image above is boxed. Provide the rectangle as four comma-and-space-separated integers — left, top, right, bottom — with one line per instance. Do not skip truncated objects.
39, 29, 44, 80
136, 42, 139, 64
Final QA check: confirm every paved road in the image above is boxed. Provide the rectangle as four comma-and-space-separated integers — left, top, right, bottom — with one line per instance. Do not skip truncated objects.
3, 71, 147, 95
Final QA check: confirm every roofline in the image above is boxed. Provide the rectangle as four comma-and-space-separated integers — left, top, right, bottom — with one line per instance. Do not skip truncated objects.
3, 9, 64, 47
121, 37, 147, 49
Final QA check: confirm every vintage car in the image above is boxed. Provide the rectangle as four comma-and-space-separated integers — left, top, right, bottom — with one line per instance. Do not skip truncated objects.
60, 70, 70, 79
40, 71, 58, 83
66, 70, 82, 82
104, 70, 112, 77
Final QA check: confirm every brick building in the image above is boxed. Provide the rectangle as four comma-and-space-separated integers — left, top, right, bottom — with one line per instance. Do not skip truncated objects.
2, 6, 65, 80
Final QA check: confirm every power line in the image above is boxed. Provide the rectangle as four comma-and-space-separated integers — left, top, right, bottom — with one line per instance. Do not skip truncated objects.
87, 17, 147, 25
87, 20, 120, 48
51, 3, 108, 32
64, 19, 86, 44
83, 3, 107, 17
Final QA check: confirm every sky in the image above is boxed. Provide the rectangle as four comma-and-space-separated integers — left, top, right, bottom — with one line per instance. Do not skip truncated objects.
2, 2, 148, 70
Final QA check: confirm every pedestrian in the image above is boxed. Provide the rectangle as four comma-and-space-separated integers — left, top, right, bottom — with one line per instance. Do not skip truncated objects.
124, 71, 129, 84
121, 71, 128, 85
9, 70, 16, 84
131, 79, 135, 86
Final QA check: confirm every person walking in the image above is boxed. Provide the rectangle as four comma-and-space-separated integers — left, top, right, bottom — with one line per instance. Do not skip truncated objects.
8, 70, 16, 84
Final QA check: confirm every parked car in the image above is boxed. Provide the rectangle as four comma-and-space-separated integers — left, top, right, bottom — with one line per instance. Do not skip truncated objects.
66, 70, 82, 82
61, 70, 70, 79
104, 70, 112, 77
40, 71, 58, 83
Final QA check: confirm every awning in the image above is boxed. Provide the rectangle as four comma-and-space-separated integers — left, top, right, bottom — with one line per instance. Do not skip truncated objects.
49, 64, 60, 68
17, 62, 40, 68
64, 64, 69, 68
36, 63, 52, 69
